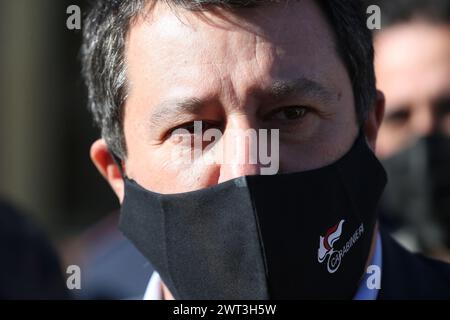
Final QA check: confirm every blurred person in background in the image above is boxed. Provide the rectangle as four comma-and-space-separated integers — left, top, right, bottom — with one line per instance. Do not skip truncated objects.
0, 199, 68, 299
372, 0, 450, 260
70, 211, 153, 300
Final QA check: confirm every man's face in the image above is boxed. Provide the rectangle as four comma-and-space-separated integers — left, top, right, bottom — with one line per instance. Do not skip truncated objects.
375, 22, 450, 158
121, 0, 358, 194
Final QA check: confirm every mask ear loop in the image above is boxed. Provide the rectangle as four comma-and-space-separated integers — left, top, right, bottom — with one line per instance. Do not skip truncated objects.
110, 151, 127, 179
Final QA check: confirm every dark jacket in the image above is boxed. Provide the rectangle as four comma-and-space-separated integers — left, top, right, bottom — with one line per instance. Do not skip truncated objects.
378, 229, 450, 299
0, 200, 68, 299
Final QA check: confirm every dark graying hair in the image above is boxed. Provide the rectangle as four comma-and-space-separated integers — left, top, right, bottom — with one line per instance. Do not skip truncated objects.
81, 0, 376, 159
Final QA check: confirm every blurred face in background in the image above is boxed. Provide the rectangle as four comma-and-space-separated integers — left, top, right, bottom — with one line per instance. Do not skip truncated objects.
375, 22, 450, 158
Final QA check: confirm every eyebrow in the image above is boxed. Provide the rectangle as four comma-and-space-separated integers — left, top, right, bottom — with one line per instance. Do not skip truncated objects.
149, 97, 205, 128
148, 77, 335, 128
265, 78, 335, 105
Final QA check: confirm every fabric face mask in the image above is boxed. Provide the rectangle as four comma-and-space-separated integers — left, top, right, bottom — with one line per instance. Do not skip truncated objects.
118, 132, 387, 299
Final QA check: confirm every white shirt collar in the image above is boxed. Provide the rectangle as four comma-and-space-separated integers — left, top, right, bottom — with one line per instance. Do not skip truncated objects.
143, 271, 163, 300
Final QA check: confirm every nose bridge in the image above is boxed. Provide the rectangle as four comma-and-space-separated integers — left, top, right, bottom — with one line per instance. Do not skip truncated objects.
218, 114, 261, 183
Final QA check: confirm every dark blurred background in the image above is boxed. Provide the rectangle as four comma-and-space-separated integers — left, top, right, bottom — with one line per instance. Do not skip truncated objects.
0, 0, 153, 299
0, 0, 116, 241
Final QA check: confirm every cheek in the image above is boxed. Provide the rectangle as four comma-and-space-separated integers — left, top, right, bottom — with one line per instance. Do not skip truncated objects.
125, 136, 221, 194
279, 123, 358, 173
277, 103, 358, 172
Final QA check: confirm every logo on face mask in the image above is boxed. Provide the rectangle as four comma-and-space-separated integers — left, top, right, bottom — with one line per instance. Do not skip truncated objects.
318, 220, 364, 273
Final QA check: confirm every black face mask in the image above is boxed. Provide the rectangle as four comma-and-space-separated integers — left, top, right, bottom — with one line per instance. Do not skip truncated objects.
381, 135, 450, 250
118, 132, 387, 299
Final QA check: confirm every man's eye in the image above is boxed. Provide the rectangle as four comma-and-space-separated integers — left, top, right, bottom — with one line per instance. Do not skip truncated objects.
169, 120, 220, 136
267, 106, 310, 121
173, 122, 197, 134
